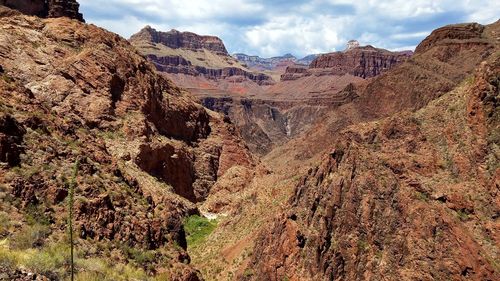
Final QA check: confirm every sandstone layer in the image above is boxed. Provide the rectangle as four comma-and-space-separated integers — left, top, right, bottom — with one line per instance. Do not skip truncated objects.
281, 46, 412, 81
130, 26, 273, 85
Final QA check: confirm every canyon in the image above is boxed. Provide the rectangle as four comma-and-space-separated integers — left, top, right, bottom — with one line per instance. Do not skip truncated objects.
0, 2, 498, 281
131, 29, 411, 155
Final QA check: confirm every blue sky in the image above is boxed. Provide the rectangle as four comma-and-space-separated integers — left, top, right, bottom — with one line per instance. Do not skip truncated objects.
79, 0, 499, 57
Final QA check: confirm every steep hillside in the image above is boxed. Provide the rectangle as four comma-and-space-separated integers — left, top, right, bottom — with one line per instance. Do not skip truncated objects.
0, 13, 254, 280
184, 21, 499, 281
357, 22, 500, 117
247, 54, 500, 281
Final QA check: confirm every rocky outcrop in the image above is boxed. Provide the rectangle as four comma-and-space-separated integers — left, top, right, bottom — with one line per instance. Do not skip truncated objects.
201, 91, 359, 155
0, 113, 25, 167
280, 65, 309, 81
130, 26, 274, 85
357, 21, 499, 117
247, 56, 500, 281
310, 46, 412, 78
415, 22, 486, 54
282, 45, 412, 81
131, 26, 228, 55
0, 0, 84, 21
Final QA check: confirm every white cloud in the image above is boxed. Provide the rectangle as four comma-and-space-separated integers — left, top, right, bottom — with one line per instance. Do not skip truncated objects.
79, 0, 500, 57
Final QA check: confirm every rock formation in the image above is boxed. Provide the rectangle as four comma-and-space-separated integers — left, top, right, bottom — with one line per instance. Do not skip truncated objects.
0, 0, 84, 21
130, 26, 273, 85
282, 45, 412, 81
132, 26, 228, 55
244, 21, 500, 281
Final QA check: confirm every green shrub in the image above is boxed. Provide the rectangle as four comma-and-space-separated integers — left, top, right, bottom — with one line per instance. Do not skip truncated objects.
0, 245, 17, 269
10, 224, 50, 250
243, 269, 254, 277
122, 245, 156, 265
24, 242, 70, 276
184, 215, 217, 247
0, 212, 10, 235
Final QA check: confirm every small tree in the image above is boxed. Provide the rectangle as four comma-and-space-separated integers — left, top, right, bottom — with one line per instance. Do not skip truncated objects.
68, 158, 80, 281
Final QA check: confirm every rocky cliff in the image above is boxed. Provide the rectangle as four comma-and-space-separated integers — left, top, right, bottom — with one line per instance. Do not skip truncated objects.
357, 21, 499, 117
131, 26, 228, 55
247, 52, 500, 281
0, 13, 254, 280
244, 21, 500, 281
130, 26, 274, 85
0, 0, 84, 21
282, 46, 412, 81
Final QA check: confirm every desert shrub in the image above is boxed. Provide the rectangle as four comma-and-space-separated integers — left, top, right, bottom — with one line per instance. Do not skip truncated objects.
10, 224, 50, 250
25, 204, 51, 226
122, 245, 156, 265
0, 245, 18, 269
184, 215, 217, 247
76, 257, 148, 281
0, 212, 10, 235
24, 242, 70, 276
243, 269, 254, 277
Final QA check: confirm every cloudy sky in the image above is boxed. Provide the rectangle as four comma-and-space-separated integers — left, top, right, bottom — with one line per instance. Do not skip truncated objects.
79, 0, 499, 58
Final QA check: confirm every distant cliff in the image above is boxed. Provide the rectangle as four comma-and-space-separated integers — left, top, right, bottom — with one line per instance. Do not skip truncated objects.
130, 26, 274, 85
281, 45, 412, 81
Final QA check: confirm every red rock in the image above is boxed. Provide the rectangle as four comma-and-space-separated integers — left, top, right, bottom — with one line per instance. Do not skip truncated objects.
0, 0, 84, 21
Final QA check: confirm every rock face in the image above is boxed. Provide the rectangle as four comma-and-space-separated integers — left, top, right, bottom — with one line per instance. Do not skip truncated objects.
130, 26, 274, 85
0, 113, 25, 166
357, 21, 500, 117
0, 0, 84, 21
247, 55, 500, 281
132, 26, 228, 55
282, 45, 412, 81
0, 14, 253, 279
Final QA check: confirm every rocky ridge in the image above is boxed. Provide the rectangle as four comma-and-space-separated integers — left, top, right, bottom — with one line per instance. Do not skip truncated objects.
232, 53, 318, 71
130, 26, 274, 85
281, 45, 412, 81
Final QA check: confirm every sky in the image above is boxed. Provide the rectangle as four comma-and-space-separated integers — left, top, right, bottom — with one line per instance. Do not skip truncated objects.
79, 0, 499, 58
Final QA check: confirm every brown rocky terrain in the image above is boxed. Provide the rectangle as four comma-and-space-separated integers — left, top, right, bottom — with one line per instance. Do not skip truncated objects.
0, 8, 254, 281
0, 2, 498, 281
355, 22, 499, 118
241, 21, 500, 281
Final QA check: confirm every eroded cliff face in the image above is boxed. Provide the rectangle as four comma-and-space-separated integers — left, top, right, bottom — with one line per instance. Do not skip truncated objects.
130, 26, 274, 85
132, 26, 229, 55
0, 13, 253, 280
247, 56, 500, 281
0, 0, 84, 21
281, 46, 412, 81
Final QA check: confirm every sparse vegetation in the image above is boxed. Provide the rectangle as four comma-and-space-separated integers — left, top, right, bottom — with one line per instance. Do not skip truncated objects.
184, 215, 218, 247
10, 224, 50, 250
456, 209, 470, 221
